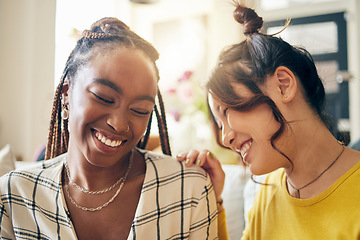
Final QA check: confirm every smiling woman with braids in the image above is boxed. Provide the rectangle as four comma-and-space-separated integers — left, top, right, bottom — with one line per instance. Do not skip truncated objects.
178, 2, 360, 240
0, 18, 218, 239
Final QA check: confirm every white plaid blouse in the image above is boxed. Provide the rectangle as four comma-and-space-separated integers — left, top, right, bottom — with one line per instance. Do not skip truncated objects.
0, 149, 218, 239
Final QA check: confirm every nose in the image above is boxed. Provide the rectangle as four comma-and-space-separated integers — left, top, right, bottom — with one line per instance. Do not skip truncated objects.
222, 122, 236, 148
106, 112, 129, 133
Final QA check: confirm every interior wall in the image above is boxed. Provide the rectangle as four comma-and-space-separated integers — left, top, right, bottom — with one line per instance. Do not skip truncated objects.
0, 0, 56, 161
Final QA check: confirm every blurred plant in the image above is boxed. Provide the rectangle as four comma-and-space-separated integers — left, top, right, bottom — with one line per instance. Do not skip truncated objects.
164, 71, 208, 122
162, 71, 240, 164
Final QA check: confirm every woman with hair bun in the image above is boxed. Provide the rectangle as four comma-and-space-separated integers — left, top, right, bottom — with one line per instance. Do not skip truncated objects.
178, 2, 360, 239
0, 17, 218, 239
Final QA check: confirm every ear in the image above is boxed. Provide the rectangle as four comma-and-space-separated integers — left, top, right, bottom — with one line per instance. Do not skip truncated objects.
61, 79, 70, 105
273, 66, 297, 103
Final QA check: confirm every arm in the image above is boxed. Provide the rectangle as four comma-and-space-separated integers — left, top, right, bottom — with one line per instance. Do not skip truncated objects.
218, 208, 230, 240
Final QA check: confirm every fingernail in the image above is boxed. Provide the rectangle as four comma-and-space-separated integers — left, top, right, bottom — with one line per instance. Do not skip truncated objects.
196, 159, 201, 165
208, 152, 213, 159
177, 154, 184, 158
185, 158, 190, 164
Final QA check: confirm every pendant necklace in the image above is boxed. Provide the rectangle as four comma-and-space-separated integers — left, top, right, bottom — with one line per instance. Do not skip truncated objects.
287, 144, 345, 199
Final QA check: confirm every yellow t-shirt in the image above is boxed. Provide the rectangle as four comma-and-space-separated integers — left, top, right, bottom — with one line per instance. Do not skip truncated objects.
241, 160, 360, 240
218, 210, 230, 240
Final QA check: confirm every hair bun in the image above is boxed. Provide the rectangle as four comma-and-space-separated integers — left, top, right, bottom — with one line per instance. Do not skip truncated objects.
233, 4, 263, 36
83, 17, 130, 38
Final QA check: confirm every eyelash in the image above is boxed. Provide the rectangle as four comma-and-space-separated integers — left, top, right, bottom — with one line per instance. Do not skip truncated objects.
93, 93, 114, 104
131, 109, 150, 115
92, 92, 152, 115
223, 108, 228, 116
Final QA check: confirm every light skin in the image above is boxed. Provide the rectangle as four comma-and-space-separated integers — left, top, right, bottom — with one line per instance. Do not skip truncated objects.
62, 47, 158, 240
178, 66, 360, 201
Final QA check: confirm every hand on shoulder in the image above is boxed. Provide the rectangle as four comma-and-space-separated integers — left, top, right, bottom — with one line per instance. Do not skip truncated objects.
177, 150, 225, 202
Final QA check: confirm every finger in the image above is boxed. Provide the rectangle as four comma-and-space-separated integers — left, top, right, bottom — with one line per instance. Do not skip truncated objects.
207, 152, 222, 168
195, 150, 209, 166
176, 152, 187, 161
184, 150, 200, 166
197, 151, 218, 170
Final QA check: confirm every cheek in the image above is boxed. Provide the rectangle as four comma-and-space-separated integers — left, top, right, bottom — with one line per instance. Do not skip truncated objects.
68, 94, 98, 133
227, 106, 279, 135
130, 115, 152, 139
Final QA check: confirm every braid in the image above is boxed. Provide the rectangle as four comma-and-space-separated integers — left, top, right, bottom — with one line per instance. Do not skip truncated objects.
137, 111, 153, 149
45, 66, 70, 160
45, 76, 65, 159
62, 118, 69, 152
157, 90, 171, 155
154, 90, 171, 155
45, 17, 172, 160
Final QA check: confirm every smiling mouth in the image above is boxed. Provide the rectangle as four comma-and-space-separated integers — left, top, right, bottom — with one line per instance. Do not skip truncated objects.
95, 131, 124, 147
238, 139, 253, 158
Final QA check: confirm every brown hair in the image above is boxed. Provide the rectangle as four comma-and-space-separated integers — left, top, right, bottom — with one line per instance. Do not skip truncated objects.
45, 17, 171, 159
207, 2, 331, 167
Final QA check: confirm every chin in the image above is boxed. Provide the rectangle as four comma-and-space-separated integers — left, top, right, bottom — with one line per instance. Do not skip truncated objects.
249, 164, 273, 176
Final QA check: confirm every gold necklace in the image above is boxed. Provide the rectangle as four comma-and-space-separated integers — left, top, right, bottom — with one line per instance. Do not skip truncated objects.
64, 150, 134, 211
287, 144, 345, 199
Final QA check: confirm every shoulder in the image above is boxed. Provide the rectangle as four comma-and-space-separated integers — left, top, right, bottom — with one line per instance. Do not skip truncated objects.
265, 168, 284, 184
139, 149, 210, 191
140, 149, 207, 178
0, 154, 65, 192
253, 169, 284, 204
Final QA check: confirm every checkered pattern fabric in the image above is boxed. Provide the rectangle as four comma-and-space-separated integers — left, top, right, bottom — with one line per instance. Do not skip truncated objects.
0, 149, 218, 239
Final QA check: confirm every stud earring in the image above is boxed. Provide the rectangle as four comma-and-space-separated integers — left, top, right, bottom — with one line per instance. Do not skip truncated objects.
284, 95, 288, 98
62, 105, 69, 120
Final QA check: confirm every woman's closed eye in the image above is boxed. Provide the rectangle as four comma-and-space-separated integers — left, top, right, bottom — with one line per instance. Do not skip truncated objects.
92, 92, 114, 104
131, 108, 151, 115
223, 108, 228, 117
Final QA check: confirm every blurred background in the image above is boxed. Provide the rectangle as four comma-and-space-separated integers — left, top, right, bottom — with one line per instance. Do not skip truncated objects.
1, 0, 360, 164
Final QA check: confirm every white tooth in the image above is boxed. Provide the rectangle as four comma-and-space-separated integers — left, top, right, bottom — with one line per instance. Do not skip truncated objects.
241, 149, 246, 157
101, 136, 107, 143
95, 132, 99, 138
117, 140, 122, 146
105, 139, 111, 146
111, 140, 116, 147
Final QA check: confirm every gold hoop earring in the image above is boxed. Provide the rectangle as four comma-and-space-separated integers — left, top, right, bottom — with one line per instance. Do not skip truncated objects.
124, 125, 129, 132
62, 106, 69, 120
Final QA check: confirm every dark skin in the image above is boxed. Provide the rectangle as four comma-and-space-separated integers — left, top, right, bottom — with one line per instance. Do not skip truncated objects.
61, 47, 158, 239
64, 151, 146, 240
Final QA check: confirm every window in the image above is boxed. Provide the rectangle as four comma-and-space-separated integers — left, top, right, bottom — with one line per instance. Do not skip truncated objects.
264, 12, 349, 142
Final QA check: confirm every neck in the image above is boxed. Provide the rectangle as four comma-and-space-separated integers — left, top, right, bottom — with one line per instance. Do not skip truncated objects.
283, 117, 345, 198
65, 148, 138, 191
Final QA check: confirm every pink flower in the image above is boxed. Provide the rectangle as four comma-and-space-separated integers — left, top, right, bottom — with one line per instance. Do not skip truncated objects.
172, 110, 180, 122
178, 71, 193, 82
166, 88, 176, 94
177, 81, 194, 103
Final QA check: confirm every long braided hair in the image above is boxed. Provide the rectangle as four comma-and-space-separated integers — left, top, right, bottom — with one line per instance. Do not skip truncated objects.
45, 17, 171, 160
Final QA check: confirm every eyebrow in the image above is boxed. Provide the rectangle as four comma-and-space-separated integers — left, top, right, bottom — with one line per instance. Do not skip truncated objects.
92, 78, 156, 104
93, 78, 122, 94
